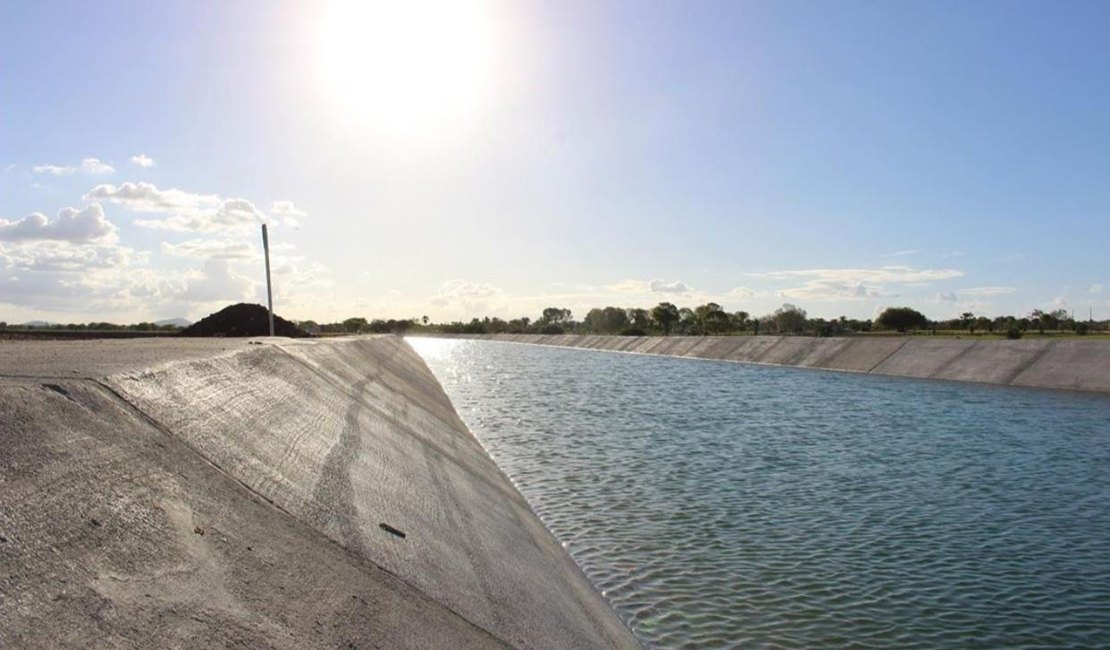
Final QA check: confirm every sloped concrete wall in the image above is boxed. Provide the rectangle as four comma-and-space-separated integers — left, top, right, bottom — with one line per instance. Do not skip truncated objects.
428, 334, 1110, 394
0, 337, 638, 648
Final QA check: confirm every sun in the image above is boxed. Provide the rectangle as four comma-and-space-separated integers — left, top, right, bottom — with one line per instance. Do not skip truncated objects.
314, 0, 497, 135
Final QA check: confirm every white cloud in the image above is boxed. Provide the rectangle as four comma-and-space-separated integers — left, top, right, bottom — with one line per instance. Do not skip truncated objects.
33, 164, 76, 176
429, 279, 506, 317
270, 201, 307, 228
431, 279, 502, 304
606, 279, 647, 293
1091, 283, 1104, 294
960, 286, 1016, 297
728, 286, 759, 300
269, 254, 332, 303
33, 158, 115, 176
178, 259, 256, 302
0, 181, 324, 321
935, 291, 958, 302
1, 240, 137, 273
753, 266, 964, 284
0, 204, 117, 243
80, 158, 115, 174
86, 182, 265, 233
754, 266, 963, 302
130, 154, 156, 168
161, 238, 257, 260
779, 281, 882, 301
880, 249, 918, 258
602, 278, 693, 294
648, 279, 691, 294
86, 181, 219, 213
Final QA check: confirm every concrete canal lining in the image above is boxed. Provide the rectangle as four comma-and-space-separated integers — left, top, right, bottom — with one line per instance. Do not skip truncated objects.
429, 334, 1110, 394
0, 336, 639, 648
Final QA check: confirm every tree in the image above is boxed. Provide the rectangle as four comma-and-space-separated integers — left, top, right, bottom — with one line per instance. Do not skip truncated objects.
1031, 309, 1047, 334
541, 307, 572, 326
875, 307, 928, 333
627, 308, 650, 330
730, 311, 750, 333
651, 302, 680, 335
771, 303, 807, 334
584, 306, 629, 334
695, 302, 729, 334
342, 317, 368, 333
678, 307, 697, 334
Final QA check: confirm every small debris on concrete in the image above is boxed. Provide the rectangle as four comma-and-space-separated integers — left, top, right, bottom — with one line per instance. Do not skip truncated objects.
379, 523, 406, 539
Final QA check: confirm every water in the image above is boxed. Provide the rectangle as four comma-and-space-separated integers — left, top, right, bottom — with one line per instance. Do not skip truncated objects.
409, 338, 1110, 649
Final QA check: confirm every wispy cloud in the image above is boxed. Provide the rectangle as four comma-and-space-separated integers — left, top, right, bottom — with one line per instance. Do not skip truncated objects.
752, 266, 962, 302
728, 286, 760, 300
752, 266, 964, 284
959, 286, 1016, 297
33, 157, 115, 176
161, 238, 257, 260
270, 201, 307, 228
432, 277, 503, 308
606, 278, 694, 295
880, 249, 918, 259
130, 153, 156, 168
779, 281, 883, 301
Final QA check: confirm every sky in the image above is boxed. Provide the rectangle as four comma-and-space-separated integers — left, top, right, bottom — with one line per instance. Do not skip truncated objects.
1, 0, 1108, 325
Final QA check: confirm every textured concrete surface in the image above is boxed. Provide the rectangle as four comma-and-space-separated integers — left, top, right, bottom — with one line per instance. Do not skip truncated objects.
425, 334, 1110, 394
0, 336, 638, 649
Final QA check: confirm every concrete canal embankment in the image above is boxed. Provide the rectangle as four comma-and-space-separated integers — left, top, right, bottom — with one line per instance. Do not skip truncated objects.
430, 334, 1110, 394
0, 336, 639, 648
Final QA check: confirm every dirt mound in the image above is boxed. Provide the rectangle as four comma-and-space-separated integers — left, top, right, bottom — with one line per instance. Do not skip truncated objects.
181, 303, 307, 338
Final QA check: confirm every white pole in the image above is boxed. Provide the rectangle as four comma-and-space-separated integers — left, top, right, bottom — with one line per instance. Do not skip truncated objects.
262, 223, 274, 337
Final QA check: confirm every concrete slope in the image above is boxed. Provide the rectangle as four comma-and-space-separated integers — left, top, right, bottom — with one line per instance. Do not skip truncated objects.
430, 334, 1110, 394
0, 378, 502, 649
0, 337, 638, 649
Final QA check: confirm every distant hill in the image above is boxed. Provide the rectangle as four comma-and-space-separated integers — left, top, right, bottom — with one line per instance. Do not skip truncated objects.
20, 320, 55, 328
155, 317, 192, 328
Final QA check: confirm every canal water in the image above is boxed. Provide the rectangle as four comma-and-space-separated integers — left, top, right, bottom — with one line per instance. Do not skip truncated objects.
409, 338, 1110, 649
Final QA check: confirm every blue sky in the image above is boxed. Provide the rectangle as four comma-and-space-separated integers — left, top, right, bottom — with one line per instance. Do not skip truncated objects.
1, 0, 1107, 324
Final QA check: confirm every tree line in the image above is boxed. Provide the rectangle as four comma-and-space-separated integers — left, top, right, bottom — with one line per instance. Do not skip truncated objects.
0, 321, 182, 332
311, 303, 1103, 338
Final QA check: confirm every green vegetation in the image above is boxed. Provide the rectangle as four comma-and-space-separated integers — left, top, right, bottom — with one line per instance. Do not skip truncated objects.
875, 307, 928, 332
395, 302, 1107, 339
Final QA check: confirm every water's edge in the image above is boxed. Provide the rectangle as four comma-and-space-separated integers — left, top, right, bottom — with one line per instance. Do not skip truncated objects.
416, 334, 1110, 394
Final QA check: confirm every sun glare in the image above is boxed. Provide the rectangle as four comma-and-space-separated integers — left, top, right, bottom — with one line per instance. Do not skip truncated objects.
315, 0, 497, 135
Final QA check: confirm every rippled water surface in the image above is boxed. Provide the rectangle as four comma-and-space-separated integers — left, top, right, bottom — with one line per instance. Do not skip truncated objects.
409, 338, 1110, 649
